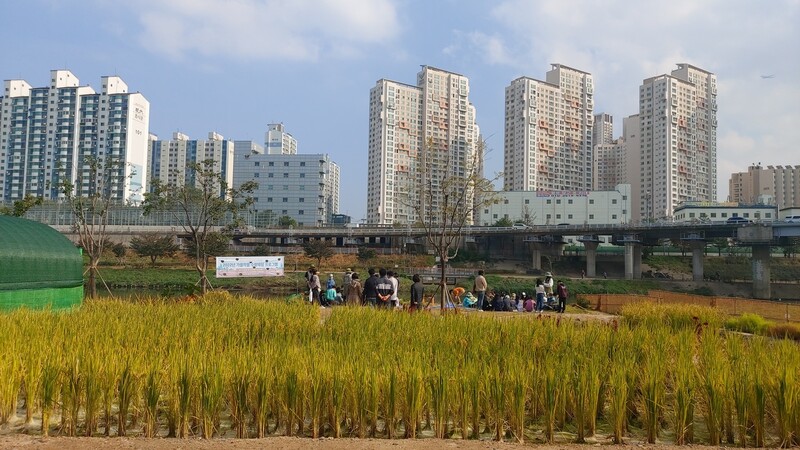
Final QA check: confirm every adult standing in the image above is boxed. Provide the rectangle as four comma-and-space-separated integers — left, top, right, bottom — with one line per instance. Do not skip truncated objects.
556, 280, 569, 313
388, 270, 400, 309
375, 268, 395, 309
307, 268, 322, 307
346, 273, 363, 306
410, 274, 424, 312
362, 268, 379, 307
304, 265, 316, 302
543, 272, 554, 301
473, 270, 487, 311
342, 268, 353, 298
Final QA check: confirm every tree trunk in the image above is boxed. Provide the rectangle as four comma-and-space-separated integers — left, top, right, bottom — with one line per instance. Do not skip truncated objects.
439, 255, 447, 313
88, 266, 98, 298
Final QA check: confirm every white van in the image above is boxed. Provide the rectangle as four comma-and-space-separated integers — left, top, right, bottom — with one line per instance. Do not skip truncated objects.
784, 215, 800, 223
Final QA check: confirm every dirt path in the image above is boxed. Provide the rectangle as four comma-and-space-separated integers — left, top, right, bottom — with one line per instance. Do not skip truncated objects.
0, 435, 766, 450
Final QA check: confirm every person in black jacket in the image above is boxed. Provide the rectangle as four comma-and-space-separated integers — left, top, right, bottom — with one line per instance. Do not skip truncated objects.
362, 268, 379, 307
410, 274, 425, 312
375, 268, 395, 309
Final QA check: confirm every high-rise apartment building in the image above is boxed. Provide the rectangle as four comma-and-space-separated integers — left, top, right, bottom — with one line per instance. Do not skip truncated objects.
729, 164, 800, 210
639, 63, 717, 219
147, 131, 234, 198
233, 145, 340, 227
593, 113, 614, 146
503, 64, 594, 192
0, 70, 149, 203
264, 123, 297, 155
367, 66, 481, 225
594, 138, 627, 191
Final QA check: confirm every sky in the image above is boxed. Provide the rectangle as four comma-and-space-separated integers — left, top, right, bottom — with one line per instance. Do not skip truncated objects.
3, 0, 799, 221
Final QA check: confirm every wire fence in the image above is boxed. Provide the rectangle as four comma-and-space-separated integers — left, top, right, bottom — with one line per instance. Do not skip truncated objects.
580, 289, 799, 323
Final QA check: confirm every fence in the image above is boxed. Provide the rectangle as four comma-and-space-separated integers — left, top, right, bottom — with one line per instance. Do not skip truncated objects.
580, 289, 799, 323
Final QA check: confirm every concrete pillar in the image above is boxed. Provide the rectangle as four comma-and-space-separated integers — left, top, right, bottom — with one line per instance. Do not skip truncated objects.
752, 243, 771, 299
624, 242, 636, 280
584, 241, 599, 278
632, 244, 642, 280
531, 246, 542, 271
690, 242, 705, 282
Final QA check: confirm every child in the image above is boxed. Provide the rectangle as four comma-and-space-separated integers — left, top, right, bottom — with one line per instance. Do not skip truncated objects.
324, 285, 337, 307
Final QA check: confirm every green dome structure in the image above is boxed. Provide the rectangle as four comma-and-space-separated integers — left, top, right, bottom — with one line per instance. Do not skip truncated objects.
0, 216, 83, 310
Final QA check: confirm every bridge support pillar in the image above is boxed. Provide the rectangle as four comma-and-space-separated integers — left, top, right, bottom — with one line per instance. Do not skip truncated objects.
624, 242, 641, 280
531, 245, 542, 271
752, 243, 771, 299
690, 242, 705, 282
584, 241, 599, 278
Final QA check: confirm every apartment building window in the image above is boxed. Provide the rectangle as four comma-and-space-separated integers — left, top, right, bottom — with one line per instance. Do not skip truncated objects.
524, 199, 530, 205
300, 162, 306, 166
284, 162, 289, 166
268, 162, 274, 166
299, 198, 304, 203
556, 200, 561, 204
283, 173, 288, 178
267, 197, 273, 202
589, 214, 594, 219
267, 173, 273, 178
300, 173, 305, 178
282, 198, 288, 202
611, 199, 617, 204
253, 173, 259, 178
298, 210, 304, 215
612, 214, 617, 220
546, 199, 552, 204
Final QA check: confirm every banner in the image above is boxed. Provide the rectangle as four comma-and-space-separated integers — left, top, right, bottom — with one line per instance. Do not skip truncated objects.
215, 256, 284, 278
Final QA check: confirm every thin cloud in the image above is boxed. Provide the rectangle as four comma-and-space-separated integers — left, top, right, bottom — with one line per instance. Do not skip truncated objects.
126, 0, 401, 62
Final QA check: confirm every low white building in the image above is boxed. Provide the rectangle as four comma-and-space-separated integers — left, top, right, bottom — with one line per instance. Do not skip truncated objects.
479, 184, 632, 226
673, 201, 778, 222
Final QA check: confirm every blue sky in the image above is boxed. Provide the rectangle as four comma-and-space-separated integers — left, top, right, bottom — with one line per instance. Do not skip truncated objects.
3, 0, 798, 221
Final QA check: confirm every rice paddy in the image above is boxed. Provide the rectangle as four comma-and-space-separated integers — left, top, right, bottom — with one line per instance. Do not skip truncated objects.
0, 295, 798, 446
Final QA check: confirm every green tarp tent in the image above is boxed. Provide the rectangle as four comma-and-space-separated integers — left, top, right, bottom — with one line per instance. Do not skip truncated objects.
0, 216, 83, 310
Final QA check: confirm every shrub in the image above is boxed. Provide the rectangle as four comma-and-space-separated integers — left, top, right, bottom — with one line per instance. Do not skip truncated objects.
724, 313, 771, 335
765, 323, 800, 341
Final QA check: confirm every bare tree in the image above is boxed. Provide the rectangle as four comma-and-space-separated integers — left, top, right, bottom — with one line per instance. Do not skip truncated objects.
143, 159, 257, 294
58, 155, 128, 298
407, 138, 499, 312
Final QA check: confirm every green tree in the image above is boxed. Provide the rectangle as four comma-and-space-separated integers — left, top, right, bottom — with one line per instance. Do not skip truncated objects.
493, 217, 514, 227
303, 239, 334, 267
143, 159, 257, 294
184, 231, 231, 260
710, 238, 730, 256
357, 246, 376, 262
783, 237, 800, 258
130, 233, 180, 267
278, 215, 297, 228
0, 194, 43, 217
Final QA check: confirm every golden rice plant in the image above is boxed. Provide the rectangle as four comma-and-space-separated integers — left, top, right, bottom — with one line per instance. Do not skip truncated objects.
671, 329, 697, 445
699, 328, 728, 445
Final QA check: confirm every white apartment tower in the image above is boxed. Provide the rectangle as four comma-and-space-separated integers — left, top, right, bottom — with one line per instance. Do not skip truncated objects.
593, 113, 614, 146
503, 64, 594, 192
265, 123, 297, 155
367, 66, 481, 225
147, 131, 235, 198
0, 70, 150, 203
594, 138, 627, 191
639, 63, 717, 219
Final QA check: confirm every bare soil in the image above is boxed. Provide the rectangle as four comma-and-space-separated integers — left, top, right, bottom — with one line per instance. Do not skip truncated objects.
0, 435, 769, 450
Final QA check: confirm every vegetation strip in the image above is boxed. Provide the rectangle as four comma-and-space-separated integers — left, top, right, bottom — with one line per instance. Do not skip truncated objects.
0, 297, 798, 445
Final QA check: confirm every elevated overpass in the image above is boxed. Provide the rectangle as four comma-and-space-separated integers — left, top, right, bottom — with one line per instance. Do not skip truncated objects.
50, 221, 800, 299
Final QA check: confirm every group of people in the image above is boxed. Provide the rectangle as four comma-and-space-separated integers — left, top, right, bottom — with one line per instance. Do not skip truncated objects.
457, 272, 569, 313
305, 266, 427, 311
305, 266, 568, 313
